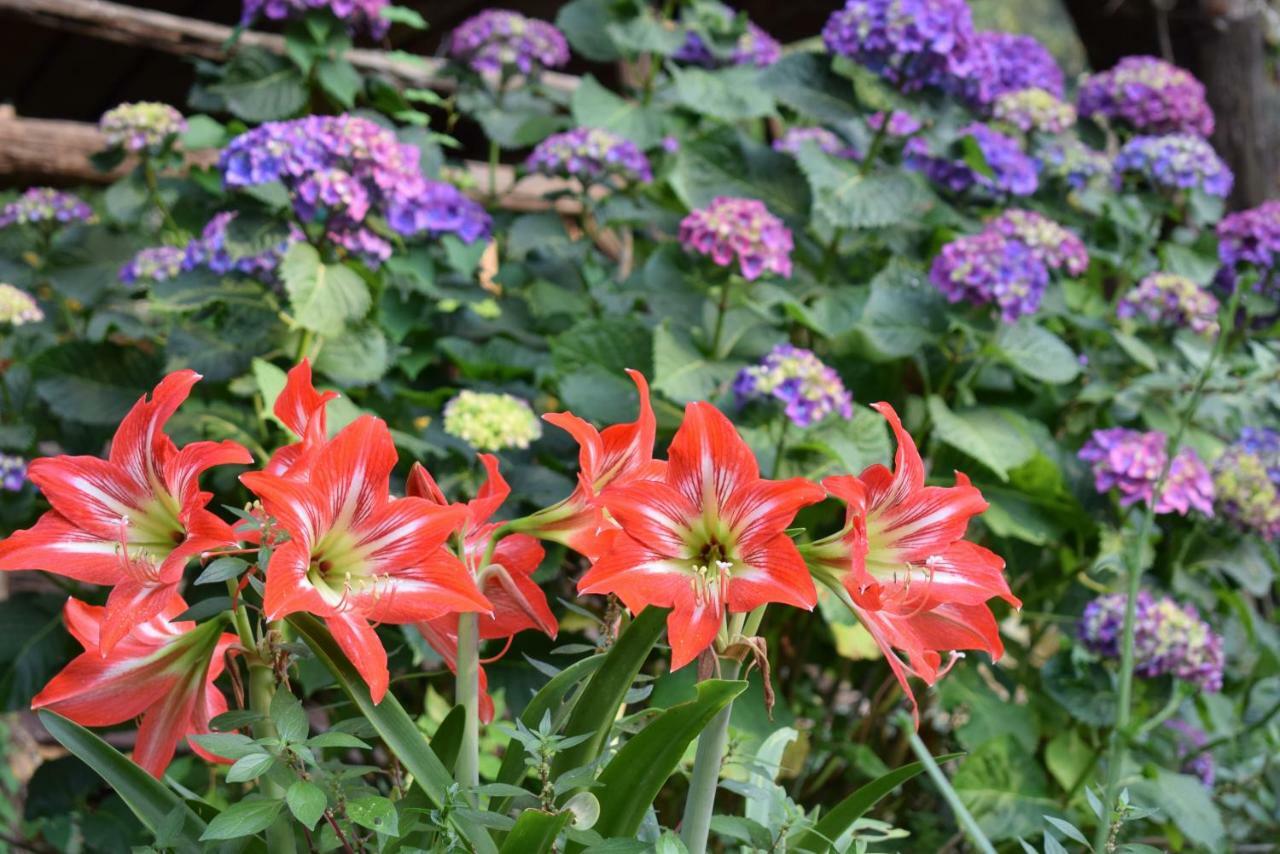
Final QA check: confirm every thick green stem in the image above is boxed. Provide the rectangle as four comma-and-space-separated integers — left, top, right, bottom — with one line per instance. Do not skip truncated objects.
771, 419, 791, 479
248, 662, 297, 854
902, 715, 996, 854
710, 277, 734, 357
455, 611, 481, 791
681, 659, 741, 854
1092, 283, 1242, 852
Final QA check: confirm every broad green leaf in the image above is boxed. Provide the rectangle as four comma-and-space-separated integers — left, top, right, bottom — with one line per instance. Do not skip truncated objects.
348, 795, 400, 836
671, 66, 775, 121
551, 317, 653, 377
1039, 652, 1116, 727
200, 797, 284, 841
994, 322, 1080, 385
0, 595, 75, 711
313, 323, 389, 386
252, 358, 290, 429
952, 736, 1060, 841
1130, 770, 1225, 851
796, 151, 933, 230
670, 126, 810, 225
652, 323, 740, 404
31, 342, 161, 427
225, 752, 275, 783
555, 0, 625, 61
584, 679, 747, 844
37, 711, 207, 851
193, 556, 249, 585
854, 262, 946, 360
571, 75, 663, 147
432, 703, 467, 772
269, 689, 308, 743
926, 397, 1038, 481
213, 49, 308, 122
316, 57, 361, 108
289, 614, 498, 854
281, 243, 371, 337
286, 780, 328, 830
499, 809, 573, 854
758, 53, 859, 123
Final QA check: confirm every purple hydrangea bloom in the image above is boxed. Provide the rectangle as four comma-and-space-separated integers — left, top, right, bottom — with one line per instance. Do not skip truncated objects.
0, 454, 27, 492
966, 31, 1064, 106
1078, 427, 1214, 516
526, 128, 653, 185
675, 14, 780, 69
1077, 55, 1214, 137
867, 110, 923, 138
1080, 591, 1225, 692
822, 0, 977, 95
0, 188, 94, 229
219, 115, 489, 266
1117, 273, 1220, 336
241, 0, 390, 38
182, 212, 302, 280
678, 196, 793, 280
772, 127, 860, 160
100, 102, 186, 154
991, 88, 1076, 134
448, 9, 569, 76
987, 209, 1088, 276
733, 344, 854, 428
929, 231, 1049, 322
120, 246, 187, 286
1165, 720, 1215, 788
1217, 200, 1280, 272
1038, 139, 1111, 190
1213, 428, 1280, 541
1113, 134, 1233, 198
905, 123, 1039, 197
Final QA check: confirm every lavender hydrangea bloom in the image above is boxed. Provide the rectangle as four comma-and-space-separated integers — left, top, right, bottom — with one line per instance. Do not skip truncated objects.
772, 127, 859, 160
1038, 139, 1111, 190
1217, 200, 1280, 274
675, 19, 780, 68
1117, 273, 1220, 336
1078, 428, 1214, 516
733, 344, 854, 428
1113, 134, 1233, 198
183, 212, 302, 280
526, 128, 653, 185
988, 209, 1088, 276
1080, 591, 1225, 692
0, 284, 44, 326
1165, 720, 1215, 788
905, 123, 1038, 197
867, 111, 923, 138
822, 0, 977, 95
0, 454, 27, 492
120, 246, 187, 286
929, 231, 1048, 322
0, 188, 94, 229
100, 102, 186, 154
991, 88, 1076, 134
1077, 55, 1214, 137
448, 9, 569, 76
967, 31, 1064, 106
1213, 428, 1280, 541
241, 0, 390, 38
678, 197, 793, 280
219, 115, 489, 266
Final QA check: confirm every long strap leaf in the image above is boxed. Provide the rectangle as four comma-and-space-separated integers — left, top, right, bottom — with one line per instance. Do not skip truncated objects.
549, 607, 667, 786
288, 614, 498, 854
38, 710, 208, 853
498, 809, 572, 854
577, 678, 747, 848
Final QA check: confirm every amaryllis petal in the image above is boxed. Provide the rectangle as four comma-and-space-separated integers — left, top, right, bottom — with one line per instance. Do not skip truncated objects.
275, 359, 337, 438
360, 550, 490, 624
0, 512, 126, 584
263, 541, 330, 618
327, 611, 390, 703
668, 594, 727, 671
312, 416, 398, 531
164, 440, 254, 509
729, 535, 817, 613
100, 579, 181, 656
26, 455, 146, 538
109, 369, 200, 487
665, 402, 760, 512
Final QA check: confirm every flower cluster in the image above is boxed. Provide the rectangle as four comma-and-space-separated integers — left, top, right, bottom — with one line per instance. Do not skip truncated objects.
1077, 56, 1214, 137
1117, 273, 1220, 336
1113, 134, 1233, 198
219, 115, 489, 265
0, 455, 26, 491
675, 15, 781, 68
1213, 428, 1280, 541
929, 209, 1084, 321
772, 127, 859, 160
733, 344, 854, 428
868, 110, 923, 138
822, 0, 976, 95
0, 284, 43, 326
525, 128, 653, 185
678, 196, 793, 280
99, 102, 186, 154
905, 123, 1038, 197
0, 188, 93, 229
992, 88, 1076, 134
448, 9, 569, 77
967, 31, 1064, 105
240, 0, 391, 38
1038, 139, 1111, 190
443, 390, 542, 452
183, 212, 301, 280
120, 246, 186, 286
1080, 591, 1225, 692
1217, 200, 1280, 274
1078, 428, 1214, 516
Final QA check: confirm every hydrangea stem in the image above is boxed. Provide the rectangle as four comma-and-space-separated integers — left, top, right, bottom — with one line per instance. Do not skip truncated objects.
710, 277, 734, 357
456, 611, 481, 791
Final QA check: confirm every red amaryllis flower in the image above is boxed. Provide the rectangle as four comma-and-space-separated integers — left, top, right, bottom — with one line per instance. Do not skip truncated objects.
803, 402, 1020, 720
265, 359, 337, 478
408, 454, 557, 722
241, 415, 490, 703
0, 371, 251, 654
32, 594, 236, 777
531, 369, 664, 558
579, 402, 825, 670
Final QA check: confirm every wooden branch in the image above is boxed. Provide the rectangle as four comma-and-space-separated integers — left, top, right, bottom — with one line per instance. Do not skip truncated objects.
0, 0, 579, 94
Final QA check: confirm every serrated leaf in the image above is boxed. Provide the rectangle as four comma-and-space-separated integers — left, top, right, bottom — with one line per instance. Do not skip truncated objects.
189, 733, 266, 761
316, 58, 361, 108
671, 66, 775, 121
281, 243, 370, 337
926, 397, 1037, 481
994, 322, 1080, 384
571, 75, 663, 147
796, 151, 934, 230
758, 52, 859, 123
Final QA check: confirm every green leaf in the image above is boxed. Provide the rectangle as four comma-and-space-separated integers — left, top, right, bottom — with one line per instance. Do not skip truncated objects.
431, 704, 467, 772
855, 261, 947, 359
571, 75, 663, 148
555, 0, 625, 61
800, 407, 892, 475
792, 755, 962, 852
711, 816, 772, 849
194, 556, 249, 585
282, 243, 371, 337
213, 49, 308, 122
348, 795, 400, 836
994, 322, 1080, 385
670, 126, 810, 225
286, 780, 328, 830
652, 323, 740, 404
926, 397, 1038, 481
200, 798, 284, 841
181, 114, 227, 150
586, 680, 747, 843
952, 736, 1059, 841
0, 595, 75, 711
189, 732, 265, 761
270, 690, 309, 743
549, 608, 668, 786
380, 5, 427, 28
671, 66, 775, 121
500, 809, 573, 854
37, 711, 207, 851
758, 52, 859, 123
288, 614, 498, 854
31, 342, 161, 426
314, 323, 389, 386
306, 731, 371, 749
1040, 652, 1116, 727
796, 152, 933, 230
225, 752, 276, 783
552, 317, 653, 377
316, 58, 362, 108
1130, 770, 1225, 851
